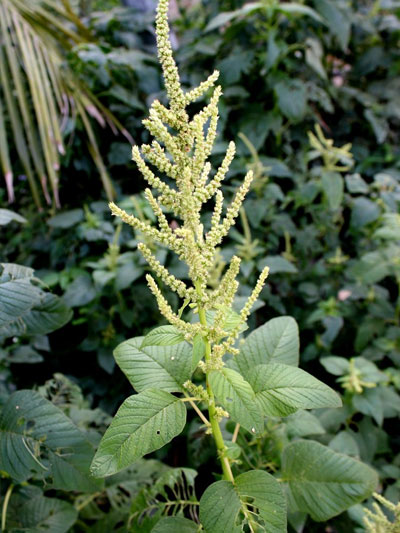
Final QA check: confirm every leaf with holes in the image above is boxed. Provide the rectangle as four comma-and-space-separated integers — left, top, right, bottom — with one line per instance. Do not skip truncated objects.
200, 470, 286, 533
247, 363, 341, 417
0, 390, 100, 491
236, 316, 299, 380
114, 336, 192, 393
282, 440, 378, 521
91, 389, 187, 477
209, 368, 263, 434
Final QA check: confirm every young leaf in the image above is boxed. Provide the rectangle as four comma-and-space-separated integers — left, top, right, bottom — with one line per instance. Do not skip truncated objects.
91, 389, 186, 477
0, 390, 100, 492
247, 363, 341, 417
236, 316, 299, 379
209, 367, 264, 434
200, 470, 286, 532
114, 336, 192, 393
141, 325, 185, 348
282, 440, 378, 521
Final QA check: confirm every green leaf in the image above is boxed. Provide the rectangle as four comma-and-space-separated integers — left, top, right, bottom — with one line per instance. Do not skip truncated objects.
236, 317, 299, 379
91, 389, 187, 477
205, 307, 248, 334
47, 209, 84, 228
0, 208, 27, 225
275, 79, 307, 122
13, 494, 78, 533
192, 333, 206, 371
205, 2, 261, 32
0, 390, 100, 491
114, 336, 192, 393
151, 517, 199, 533
285, 410, 326, 438
200, 470, 286, 532
321, 171, 343, 210
277, 3, 323, 23
209, 368, 263, 434
282, 440, 378, 521
141, 325, 185, 348
314, 0, 351, 50
247, 363, 341, 417
258, 255, 298, 274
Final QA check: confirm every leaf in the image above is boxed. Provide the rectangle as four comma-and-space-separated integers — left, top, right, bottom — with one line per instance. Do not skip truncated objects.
282, 440, 378, 521
151, 517, 199, 533
285, 410, 326, 438
141, 325, 185, 348
236, 317, 299, 379
350, 198, 380, 228
258, 255, 298, 274
192, 333, 206, 371
320, 356, 349, 376
13, 494, 78, 533
200, 470, 286, 533
277, 3, 324, 23
0, 390, 100, 491
209, 368, 263, 434
47, 209, 84, 228
0, 208, 27, 225
275, 79, 307, 122
205, 3, 262, 32
305, 38, 327, 79
130, 467, 198, 531
0, 267, 72, 339
114, 336, 192, 393
247, 363, 341, 417
314, 0, 351, 50
321, 171, 343, 210
91, 389, 187, 477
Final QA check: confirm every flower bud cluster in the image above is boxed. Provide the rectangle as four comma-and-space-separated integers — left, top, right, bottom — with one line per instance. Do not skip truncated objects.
110, 0, 270, 354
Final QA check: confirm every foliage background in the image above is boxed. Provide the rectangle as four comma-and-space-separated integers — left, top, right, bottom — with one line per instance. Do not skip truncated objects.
1, 0, 399, 531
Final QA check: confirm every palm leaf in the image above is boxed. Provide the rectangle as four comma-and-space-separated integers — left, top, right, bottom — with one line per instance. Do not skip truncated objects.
0, 0, 132, 208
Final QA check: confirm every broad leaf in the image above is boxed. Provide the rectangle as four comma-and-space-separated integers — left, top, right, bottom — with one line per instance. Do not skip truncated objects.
247, 363, 341, 417
282, 440, 378, 521
200, 470, 286, 532
141, 325, 185, 348
277, 2, 323, 23
0, 390, 100, 491
236, 317, 299, 379
151, 517, 198, 532
114, 336, 192, 393
275, 79, 307, 122
10, 494, 78, 533
91, 389, 186, 477
321, 171, 343, 210
0, 208, 27, 225
209, 368, 263, 434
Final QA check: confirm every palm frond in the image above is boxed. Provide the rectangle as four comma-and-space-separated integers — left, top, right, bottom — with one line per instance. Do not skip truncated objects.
0, 0, 132, 208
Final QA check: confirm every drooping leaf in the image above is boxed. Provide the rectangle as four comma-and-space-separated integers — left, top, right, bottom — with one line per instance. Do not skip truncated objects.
200, 470, 286, 533
114, 336, 192, 393
209, 368, 263, 434
141, 325, 185, 348
247, 363, 341, 417
192, 333, 206, 371
236, 317, 299, 379
282, 440, 378, 521
321, 171, 343, 210
0, 389, 100, 491
91, 389, 187, 477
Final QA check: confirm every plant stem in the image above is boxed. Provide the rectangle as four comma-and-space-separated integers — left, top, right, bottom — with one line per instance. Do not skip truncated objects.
1, 483, 13, 532
195, 282, 234, 483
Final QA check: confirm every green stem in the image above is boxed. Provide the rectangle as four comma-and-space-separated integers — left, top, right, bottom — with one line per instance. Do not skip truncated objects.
1, 483, 14, 532
195, 282, 234, 483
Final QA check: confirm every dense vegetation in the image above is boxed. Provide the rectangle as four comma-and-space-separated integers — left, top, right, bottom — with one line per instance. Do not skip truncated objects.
1, 0, 399, 531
